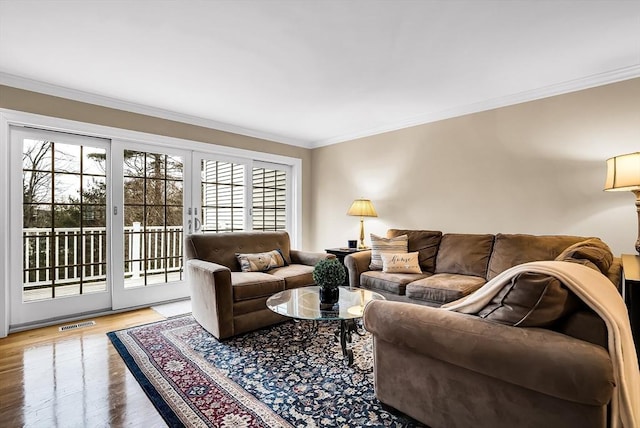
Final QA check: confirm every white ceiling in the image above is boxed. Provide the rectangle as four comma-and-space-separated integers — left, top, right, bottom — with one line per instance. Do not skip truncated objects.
1, 1, 639, 149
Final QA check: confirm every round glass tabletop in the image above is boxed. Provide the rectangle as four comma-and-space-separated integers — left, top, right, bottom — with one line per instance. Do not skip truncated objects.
266, 286, 385, 321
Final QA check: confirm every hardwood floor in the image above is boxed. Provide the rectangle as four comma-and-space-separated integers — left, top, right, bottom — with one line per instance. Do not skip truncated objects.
0, 309, 169, 428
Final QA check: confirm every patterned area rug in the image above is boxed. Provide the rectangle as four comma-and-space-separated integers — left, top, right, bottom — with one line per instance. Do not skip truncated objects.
108, 315, 425, 427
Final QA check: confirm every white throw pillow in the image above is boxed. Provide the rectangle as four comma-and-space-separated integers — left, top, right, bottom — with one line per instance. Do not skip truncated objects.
381, 252, 422, 274
369, 234, 408, 270
236, 249, 287, 272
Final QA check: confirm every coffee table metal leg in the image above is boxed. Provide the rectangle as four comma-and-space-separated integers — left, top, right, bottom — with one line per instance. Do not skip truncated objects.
291, 319, 317, 342
340, 319, 357, 366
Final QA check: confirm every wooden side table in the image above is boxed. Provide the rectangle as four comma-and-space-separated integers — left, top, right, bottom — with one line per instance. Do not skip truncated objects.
325, 248, 367, 286
622, 254, 640, 359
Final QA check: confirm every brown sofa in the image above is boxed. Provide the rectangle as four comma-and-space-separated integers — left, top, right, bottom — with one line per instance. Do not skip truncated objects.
345, 229, 622, 305
363, 299, 615, 428
185, 231, 333, 339
354, 230, 623, 428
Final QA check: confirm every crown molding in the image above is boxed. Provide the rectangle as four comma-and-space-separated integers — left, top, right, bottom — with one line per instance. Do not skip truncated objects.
0, 72, 313, 149
3, 65, 639, 152
310, 64, 640, 148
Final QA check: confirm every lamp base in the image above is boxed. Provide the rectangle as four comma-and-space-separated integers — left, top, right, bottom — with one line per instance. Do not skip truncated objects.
358, 217, 366, 250
635, 190, 640, 255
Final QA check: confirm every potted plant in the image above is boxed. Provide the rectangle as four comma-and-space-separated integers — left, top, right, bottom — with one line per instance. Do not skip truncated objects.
313, 258, 346, 306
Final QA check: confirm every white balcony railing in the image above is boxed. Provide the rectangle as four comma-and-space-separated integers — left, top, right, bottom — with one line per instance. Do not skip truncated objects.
22, 224, 184, 290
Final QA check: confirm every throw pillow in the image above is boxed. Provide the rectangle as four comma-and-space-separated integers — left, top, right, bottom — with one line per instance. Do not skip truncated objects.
381, 252, 422, 274
369, 234, 408, 270
477, 272, 580, 327
386, 229, 442, 273
555, 238, 613, 274
236, 249, 287, 272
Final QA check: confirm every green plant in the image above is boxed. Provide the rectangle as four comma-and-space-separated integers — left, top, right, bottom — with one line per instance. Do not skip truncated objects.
312, 258, 346, 289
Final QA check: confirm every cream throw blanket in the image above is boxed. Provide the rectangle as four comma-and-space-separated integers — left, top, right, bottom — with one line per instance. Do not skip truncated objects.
442, 261, 640, 428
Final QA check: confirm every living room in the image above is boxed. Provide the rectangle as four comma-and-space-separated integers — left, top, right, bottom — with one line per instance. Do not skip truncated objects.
1, 1, 640, 427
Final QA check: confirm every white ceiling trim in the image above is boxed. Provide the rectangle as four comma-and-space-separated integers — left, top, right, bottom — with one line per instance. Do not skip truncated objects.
310, 64, 640, 148
0, 72, 311, 149
2, 67, 640, 151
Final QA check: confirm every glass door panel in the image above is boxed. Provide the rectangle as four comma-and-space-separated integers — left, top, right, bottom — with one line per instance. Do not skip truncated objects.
22, 139, 108, 299
252, 165, 288, 231
122, 151, 184, 287
199, 159, 245, 232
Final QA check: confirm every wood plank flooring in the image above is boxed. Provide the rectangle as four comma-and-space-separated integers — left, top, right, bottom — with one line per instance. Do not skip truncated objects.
0, 309, 168, 427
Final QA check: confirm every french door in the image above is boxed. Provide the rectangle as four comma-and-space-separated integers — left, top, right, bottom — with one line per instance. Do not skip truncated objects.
10, 128, 112, 326
110, 142, 191, 310
8, 126, 292, 327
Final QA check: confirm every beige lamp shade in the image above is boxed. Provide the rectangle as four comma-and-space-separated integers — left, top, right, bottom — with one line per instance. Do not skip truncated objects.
604, 152, 640, 191
604, 152, 640, 254
347, 199, 378, 217
347, 199, 377, 250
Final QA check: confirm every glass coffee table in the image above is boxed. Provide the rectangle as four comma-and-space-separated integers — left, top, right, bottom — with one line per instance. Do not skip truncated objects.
266, 286, 385, 366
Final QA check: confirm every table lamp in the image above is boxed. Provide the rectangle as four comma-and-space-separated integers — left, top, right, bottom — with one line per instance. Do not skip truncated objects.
604, 152, 640, 253
347, 198, 377, 249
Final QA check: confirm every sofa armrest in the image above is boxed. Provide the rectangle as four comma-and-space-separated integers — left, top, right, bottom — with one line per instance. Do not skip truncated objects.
289, 250, 335, 266
187, 259, 234, 339
606, 256, 622, 292
344, 250, 372, 288
363, 300, 614, 406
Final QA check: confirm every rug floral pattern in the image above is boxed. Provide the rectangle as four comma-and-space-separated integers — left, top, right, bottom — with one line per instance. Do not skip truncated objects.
109, 316, 424, 427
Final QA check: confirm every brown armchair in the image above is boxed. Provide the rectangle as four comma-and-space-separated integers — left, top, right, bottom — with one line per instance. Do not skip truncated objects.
185, 231, 333, 339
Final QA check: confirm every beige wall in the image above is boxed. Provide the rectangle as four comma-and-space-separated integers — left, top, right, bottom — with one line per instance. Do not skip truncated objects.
4, 80, 639, 256
310, 78, 640, 256
0, 85, 314, 248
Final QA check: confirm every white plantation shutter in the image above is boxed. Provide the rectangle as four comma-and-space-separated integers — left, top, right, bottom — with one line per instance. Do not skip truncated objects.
201, 160, 245, 232
252, 166, 287, 231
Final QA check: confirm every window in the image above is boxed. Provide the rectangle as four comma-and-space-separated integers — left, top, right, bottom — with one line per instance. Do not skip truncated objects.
123, 150, 184, 287
200, 160, 245, 232
22, 138, 107, 301
252, 166, 287, 231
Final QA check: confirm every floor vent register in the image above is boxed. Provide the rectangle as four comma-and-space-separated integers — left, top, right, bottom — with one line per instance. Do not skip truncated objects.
59, 320, 96, 332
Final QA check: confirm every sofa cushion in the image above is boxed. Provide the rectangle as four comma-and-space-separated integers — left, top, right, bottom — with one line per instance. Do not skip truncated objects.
477, 272, 580, 327
435, 233, 494, 277
230, 272, 285, 302
387, 229, 442, 273
555, 238, 614, 274
369, 234, 408, 270
236, 249, 287, 272
361, 270, 431, 295
406, 273, 486, 304
268, 264, 315, 289
486, 234, 587, 280
381, 252, 421, 274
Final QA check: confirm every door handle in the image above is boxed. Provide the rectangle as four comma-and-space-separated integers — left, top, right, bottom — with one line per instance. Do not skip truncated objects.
194, 217, 201, 232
